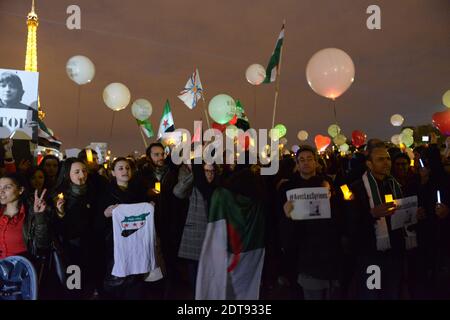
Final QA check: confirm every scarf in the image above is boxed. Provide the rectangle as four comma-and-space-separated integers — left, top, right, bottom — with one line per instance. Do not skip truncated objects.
68, 183, 88, 197
362, 171, 402, 251
153, 165, 168, 182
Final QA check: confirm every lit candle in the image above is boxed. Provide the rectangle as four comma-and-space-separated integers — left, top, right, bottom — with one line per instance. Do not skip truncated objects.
410, 159, 414, 167
385, 194, 393, 203
86, 149, 93, 163
57, 193, 64, 200
155, 182, 161, 193
437, 190, 441, 204
103, 163, 108, 169
340, 184, 353, 201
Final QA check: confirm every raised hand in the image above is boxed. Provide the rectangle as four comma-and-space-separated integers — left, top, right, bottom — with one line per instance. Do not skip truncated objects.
33, 189, 47, 213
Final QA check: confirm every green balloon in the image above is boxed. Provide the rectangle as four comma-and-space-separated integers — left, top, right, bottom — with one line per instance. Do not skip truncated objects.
327, 124, 341, 138
208, 94, 236, 124
274, 124, 287, 138
400, 132, 414, 147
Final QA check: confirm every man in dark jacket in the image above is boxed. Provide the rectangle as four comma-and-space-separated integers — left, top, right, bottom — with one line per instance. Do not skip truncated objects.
346, 142, 404, 299
280, 145, 343, 300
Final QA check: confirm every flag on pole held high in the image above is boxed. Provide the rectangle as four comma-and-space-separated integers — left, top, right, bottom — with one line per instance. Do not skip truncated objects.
136, 119, 154, 138
157, 99, 175, 139
263, 23, 285, 84
178, 68, 204, 109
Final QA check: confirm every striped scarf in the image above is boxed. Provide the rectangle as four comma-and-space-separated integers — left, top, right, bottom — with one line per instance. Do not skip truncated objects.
362, 171, 402, 251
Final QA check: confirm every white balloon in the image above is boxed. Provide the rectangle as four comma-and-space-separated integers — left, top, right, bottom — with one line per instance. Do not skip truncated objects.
245, 64, 266, 85
103, 83, 131, 111
391, 134, 401, 145
333, 134, 347, 146
131, 99, 153, 120
327, 124, 341, 138
306, 48, 355, 100
297, 130, 308, 141
390, 114, 404, 127
339, 143, 349, 152
291, 145, 300, 154
66, 55, 95, 85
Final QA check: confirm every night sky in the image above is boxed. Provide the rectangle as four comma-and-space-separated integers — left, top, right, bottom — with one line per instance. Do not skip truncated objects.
0, 0, 449, 155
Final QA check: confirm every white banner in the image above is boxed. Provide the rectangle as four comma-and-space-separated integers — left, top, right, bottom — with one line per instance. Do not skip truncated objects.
391, 196, 418, 230
286, 187, 331, 220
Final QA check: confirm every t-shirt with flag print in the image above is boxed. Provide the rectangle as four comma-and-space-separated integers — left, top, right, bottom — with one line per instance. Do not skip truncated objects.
112, 203, 157, 277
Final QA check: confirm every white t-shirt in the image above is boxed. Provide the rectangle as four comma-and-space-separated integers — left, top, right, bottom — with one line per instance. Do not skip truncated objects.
112, 203, 156, 277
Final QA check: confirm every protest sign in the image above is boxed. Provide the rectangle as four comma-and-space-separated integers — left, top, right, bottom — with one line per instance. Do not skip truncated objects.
286, 187, 331, 220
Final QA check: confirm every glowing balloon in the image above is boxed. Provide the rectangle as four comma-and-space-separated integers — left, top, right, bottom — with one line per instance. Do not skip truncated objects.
327, 124, 341, 138
275, 124, 287, 138
245, 64, 266, 85
280, 137, 288, 145
390, 114, 404, 127
291, 145, 300, 154
315, 135, 331, 152
391, 134, 401, 145
400, 132, 414, 147
297, 130, 308, 141
333, 134, 347, 146
443, 90, 450, 108
208, 94, 236, 124
131, 99, 152, 121
351, 130, 366, 148
270, 124, 287, 141
432, 109, 450, 136
66, 55, 95, 85
339, 143, 349, 152
306, 48, 355, 100
402, 128, 414, 137
225, 125, 238, 139
103, 83, 131, 111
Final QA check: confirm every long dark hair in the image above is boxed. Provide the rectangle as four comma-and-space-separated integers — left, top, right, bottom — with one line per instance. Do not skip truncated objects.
52, 157, 87, 195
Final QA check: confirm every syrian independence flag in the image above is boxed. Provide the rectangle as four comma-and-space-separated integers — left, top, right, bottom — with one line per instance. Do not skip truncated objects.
157, 99, 175, 139
263, 23, 285, 83
38, 119, 62, 149
178, 68, 204, 109
195, 187, 265, 300
235, 100, 250, 131
121, 212, 151, 237
136, 119, 154, 138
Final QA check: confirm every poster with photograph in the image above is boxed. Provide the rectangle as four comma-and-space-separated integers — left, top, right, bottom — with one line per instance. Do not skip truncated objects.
0, 68, 39, 140
391, 196, 418, 230
89, 142, 108, 163
286, 187, 331, 220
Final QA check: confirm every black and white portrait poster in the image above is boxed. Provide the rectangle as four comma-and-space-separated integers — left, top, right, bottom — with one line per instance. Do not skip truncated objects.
0, 68, 39, 140
286, 187, 331, 220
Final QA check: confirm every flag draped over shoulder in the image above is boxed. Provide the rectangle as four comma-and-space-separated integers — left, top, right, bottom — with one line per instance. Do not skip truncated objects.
263, 23, 285, 84
195, 187, 265, 300
136, 119, 154, 138
157, 99, 175, 139
178, 68, 204, 109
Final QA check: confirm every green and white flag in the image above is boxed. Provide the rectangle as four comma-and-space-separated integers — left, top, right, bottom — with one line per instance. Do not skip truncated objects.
195, 187, 265, 300
157, 99, 175, 139
263, 23, 285, 83
136, 119, 154, 138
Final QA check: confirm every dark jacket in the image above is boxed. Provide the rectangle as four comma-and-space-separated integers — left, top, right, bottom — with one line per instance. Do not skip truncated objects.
346, 177, 405, 255
278, 174, 343, 280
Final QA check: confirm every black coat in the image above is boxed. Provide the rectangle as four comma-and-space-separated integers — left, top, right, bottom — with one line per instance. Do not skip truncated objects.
278, 174, 344, 280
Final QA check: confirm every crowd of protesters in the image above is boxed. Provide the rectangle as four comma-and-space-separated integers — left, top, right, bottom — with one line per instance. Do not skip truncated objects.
0, 133, 449, 300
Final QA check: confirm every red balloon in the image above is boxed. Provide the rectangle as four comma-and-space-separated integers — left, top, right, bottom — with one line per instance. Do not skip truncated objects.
314, 134, 331, 152
229, 114, 238, 125
432, 109, 450, 136
212, 122, 227, 132
351, 130, 367, 148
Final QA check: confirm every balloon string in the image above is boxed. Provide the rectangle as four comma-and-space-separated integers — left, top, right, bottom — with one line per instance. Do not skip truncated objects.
333, 99, 338, 125
76, 86, 81, 146
109, 112, 116, 142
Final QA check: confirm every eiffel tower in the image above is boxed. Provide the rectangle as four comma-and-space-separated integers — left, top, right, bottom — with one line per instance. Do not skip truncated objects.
24, 0, 45, 120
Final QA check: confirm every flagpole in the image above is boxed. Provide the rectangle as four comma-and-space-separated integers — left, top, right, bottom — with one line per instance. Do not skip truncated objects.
137, 125, 148, 149
271, 20, 286, 130
201, 95, 211, 129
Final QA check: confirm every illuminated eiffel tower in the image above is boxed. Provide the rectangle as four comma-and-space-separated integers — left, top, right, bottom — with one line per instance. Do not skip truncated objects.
24, 0, 45, 119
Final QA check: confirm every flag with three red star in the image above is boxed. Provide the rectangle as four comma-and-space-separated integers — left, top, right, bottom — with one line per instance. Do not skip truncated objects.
157, 99, 175, 139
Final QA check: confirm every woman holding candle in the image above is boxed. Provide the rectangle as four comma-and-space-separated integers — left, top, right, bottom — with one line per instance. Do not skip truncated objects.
51, 157, 99, 299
